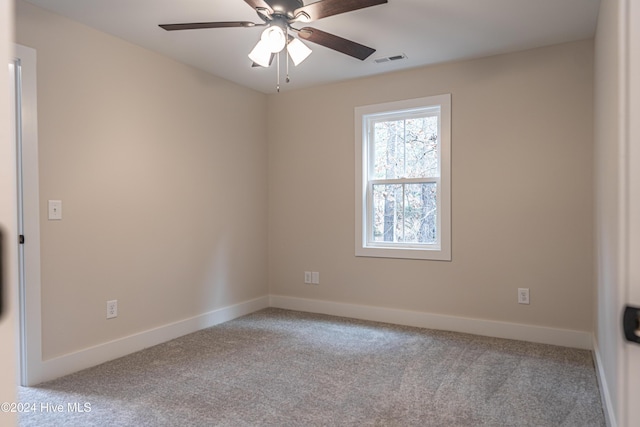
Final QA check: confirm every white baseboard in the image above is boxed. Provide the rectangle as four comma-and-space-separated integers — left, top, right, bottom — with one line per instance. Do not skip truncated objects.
592, 338, 617, 427
30, 296, 269, 385
269, 295, 593, 350
29, 294, 594, 386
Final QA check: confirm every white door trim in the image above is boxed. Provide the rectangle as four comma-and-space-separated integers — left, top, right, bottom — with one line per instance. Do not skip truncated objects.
12, 43, 43, 387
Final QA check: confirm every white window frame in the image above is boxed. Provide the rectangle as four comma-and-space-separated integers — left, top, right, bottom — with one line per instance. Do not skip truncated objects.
355, 94, 451, 261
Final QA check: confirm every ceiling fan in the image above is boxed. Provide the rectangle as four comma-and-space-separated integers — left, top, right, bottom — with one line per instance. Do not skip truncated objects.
159, 0, 388, 90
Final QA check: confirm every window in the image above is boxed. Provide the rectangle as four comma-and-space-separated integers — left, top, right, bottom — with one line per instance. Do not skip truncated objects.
355, 94, 451, 260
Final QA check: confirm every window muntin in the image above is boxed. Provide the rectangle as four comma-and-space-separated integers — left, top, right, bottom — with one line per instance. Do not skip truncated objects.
355, 95, 451, 261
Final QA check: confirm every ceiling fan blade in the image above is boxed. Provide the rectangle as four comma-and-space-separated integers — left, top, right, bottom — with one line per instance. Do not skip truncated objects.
244, 0, 274, 14
159, 21, 260, 31
298, 27, 375, 60
294, 0, 387, 22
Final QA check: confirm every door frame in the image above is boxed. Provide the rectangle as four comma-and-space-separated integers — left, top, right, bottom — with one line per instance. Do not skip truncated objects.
11, 44, 42, 387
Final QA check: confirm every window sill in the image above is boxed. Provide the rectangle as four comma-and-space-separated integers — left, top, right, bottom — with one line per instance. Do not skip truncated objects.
355, 245, 451, 261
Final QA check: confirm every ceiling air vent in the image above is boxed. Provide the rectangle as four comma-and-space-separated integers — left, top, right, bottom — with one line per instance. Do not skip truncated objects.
374, 53, 407, 64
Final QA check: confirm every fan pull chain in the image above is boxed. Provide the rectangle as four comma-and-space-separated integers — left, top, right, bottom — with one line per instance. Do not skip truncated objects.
286, 28, 291, 84
276, 52, 280, 92
286, 51, 290, 84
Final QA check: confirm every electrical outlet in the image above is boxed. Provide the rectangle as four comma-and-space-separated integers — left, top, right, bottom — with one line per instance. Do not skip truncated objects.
304, 271, 312, 284
518, 288, 530, 305
106, 300, 118, 319
311, 272, 320, 285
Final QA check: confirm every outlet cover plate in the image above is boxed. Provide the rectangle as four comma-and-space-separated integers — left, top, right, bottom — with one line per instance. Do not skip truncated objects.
107, 300, 118, 319
518, 288, 530, 305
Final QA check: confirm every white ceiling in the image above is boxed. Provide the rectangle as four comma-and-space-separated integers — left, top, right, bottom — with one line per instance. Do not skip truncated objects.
23, 0, 601, 94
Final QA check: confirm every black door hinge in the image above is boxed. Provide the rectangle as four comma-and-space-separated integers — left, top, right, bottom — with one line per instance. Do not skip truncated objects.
623, 305, 640, 344
18, 235, 24, 244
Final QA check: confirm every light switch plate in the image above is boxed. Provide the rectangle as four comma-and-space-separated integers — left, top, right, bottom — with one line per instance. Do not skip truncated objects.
48, 200, 62, 220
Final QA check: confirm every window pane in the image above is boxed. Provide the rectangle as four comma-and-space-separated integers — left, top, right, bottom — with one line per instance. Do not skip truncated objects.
373, 120, 404, 179
404, 183, 437, 244
405, 116, 439, 178
372, 184, 402, 242
373, 115, 439, 180
372, 183, 437, 245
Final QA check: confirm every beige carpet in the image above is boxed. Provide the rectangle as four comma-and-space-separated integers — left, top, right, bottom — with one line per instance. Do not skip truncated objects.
19, 308, 605, 426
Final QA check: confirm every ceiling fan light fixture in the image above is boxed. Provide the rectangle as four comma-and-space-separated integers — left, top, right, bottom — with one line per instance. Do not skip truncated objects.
248, 39, 273, 67
287, 38, 312, 66
261, 25, 286, 53
162, 0, 388, 91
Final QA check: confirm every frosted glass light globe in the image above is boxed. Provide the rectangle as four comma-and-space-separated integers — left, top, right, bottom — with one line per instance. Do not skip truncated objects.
262, 26, 286, 53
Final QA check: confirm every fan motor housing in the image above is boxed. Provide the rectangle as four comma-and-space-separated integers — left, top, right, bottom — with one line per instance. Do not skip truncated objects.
265, 0, 304, 18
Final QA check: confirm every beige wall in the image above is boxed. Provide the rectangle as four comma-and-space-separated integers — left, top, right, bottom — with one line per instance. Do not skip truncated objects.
268, 40, 594, 332
15, 1, 268, 360
1, 0, 17, 423
594, 0, 625, 423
